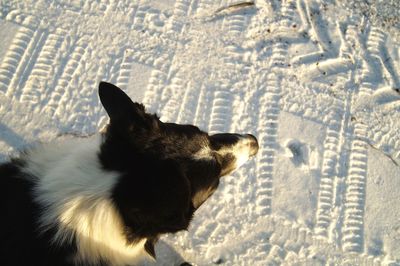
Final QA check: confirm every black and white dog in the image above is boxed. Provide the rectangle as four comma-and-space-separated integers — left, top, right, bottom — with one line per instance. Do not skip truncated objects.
0, 82, 258, 266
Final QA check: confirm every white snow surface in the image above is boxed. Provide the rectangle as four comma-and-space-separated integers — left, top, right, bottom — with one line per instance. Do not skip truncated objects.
1, 0, 400, 265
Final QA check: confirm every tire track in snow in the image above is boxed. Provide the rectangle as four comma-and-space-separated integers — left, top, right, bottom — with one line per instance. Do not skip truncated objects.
0, 26, 37, 96
209, 216, 314, 264
142, 69, 168, 114
20, 29, 66, 109
142, 0, 193, 115
0, 26, 34, 94
45, 38, 88, 118
341, 26, 387, 254
110, 3, 170, 113
208, 85, 234, 134
6, 28, 47, 101
49, 29, 112, 132
113, 49, 134, 90
63, 25, 127, 133
4, 7, 40, 30
254, 71, 280, 216
342, 122, 368, 253
164, 2, 255, 260
367, 29, 400, 89
224, 3, 252, 37
175, 78, 202, 125
176, 0, 216, 130
109, 2, 140, 89
160, 0, 253, 125
314, 94, 346, 239
165, 0, 191, 34
313, 21, 361, 243
255, 0, 296, 216
289, 2, 357, 246
197, 9, 254, 252
208, 1, 253, 134
173, 0, 219, 127
192, 84, 214, 131
158, 0, 203, 123
218, 214, 386, 265
159, 64, 188, 123
132, 4, 147, 32
266, 218, 313, 262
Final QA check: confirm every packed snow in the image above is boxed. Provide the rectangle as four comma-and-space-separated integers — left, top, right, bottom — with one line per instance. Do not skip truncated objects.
0, 0, 399, 265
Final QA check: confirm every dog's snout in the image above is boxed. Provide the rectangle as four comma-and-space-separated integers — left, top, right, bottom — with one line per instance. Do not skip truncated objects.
244, 134, 259, 156
209, 132, 259, 176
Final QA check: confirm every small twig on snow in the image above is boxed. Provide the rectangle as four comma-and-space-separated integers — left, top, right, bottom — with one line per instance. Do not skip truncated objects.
367, 142, 399, 167
214, 1, 255, 15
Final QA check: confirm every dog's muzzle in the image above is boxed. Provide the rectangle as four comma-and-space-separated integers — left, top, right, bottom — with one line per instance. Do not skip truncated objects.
210, 133, 259, 169
242, 134, 259, 157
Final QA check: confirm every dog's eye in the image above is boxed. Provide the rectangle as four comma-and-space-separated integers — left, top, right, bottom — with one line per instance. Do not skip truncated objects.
212, 153, 223, 175
213, 152, 223, 165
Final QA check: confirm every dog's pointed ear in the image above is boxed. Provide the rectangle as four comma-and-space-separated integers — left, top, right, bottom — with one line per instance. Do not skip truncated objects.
99, 81, 145, 123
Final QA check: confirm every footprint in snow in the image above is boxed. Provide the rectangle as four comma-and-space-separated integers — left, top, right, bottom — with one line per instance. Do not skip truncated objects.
284, 139, 310, 168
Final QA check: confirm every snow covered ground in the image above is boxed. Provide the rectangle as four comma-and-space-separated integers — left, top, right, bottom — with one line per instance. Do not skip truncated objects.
0, 0, 400, 265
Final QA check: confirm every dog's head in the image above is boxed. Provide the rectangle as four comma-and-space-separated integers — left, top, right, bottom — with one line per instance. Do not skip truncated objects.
98, 82, 258, 241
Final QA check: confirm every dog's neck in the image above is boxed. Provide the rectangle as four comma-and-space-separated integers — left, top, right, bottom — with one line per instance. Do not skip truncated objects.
23, 135, 151, 266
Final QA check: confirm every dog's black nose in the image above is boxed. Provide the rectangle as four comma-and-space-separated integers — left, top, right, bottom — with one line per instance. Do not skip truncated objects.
244, 134, 259, 156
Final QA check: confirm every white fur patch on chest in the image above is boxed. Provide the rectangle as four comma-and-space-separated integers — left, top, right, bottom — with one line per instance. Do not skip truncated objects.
24, 135, 150, 266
